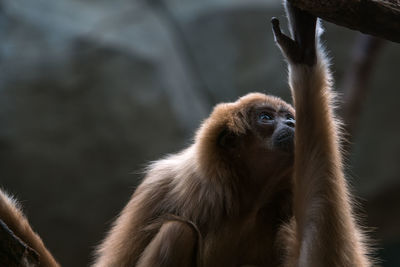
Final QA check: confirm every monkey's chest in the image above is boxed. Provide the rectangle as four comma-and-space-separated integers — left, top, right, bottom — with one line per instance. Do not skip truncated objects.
202, 217, 279, 267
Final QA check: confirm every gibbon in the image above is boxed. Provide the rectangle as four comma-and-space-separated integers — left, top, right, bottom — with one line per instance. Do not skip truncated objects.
93, 91, 296, 266
0, 189, 60, 267
93, 3, 371, 267
0, 2, 372, 267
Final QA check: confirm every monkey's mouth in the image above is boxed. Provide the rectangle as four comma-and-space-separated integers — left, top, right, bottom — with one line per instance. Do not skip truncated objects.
274, 130, 294, 153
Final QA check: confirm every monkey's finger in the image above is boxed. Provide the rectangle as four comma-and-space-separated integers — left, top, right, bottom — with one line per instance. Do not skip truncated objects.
271, 17, 283, 42
271, 17, 298, 60
271, 17, 294, 46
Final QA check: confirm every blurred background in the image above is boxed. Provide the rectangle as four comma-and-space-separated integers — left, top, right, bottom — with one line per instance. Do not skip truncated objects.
0, 0, 399, 266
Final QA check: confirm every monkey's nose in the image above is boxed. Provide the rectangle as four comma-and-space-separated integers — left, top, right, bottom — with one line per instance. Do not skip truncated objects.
285, 121, 295, 128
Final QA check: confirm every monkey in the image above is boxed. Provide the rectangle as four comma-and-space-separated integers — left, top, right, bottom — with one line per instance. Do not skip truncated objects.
92, 2, 372, 267
93, 91, 297, 266
0, 2, 372, 267
0, 189, 60, 267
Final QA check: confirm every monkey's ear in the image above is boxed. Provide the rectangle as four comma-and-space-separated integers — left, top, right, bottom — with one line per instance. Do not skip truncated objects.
217, 128, 238, 150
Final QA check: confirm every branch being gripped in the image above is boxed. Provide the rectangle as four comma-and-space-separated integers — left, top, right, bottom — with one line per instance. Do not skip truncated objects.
289, 0, 400, 43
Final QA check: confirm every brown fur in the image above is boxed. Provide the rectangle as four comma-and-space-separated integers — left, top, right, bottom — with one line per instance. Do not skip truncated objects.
136, 220, 198, 267
0, 189, 60, 267
93, 93, 296, 267
280, 58, 371, 267
272, 1, 372, 266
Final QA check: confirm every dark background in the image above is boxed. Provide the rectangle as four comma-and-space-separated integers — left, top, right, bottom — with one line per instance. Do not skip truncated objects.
0, 0, 399, 266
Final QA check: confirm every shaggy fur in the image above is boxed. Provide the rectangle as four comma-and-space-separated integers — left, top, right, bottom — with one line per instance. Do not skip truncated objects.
93, 93, 296, 267
272, 1, 372, 265
281, 57, 371, 267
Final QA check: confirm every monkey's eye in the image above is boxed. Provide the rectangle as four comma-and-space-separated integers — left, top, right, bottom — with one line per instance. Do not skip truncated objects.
286, 114, 295, 121
285, 114, 295, 127
258, 113, 273, 123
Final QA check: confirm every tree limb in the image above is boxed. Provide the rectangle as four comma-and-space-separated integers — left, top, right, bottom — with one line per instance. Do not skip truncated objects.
289, 0, 400, 43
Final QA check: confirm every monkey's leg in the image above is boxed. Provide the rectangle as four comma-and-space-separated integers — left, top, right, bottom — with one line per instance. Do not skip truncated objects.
136, 220, 199, 267
272, 2, 371, 267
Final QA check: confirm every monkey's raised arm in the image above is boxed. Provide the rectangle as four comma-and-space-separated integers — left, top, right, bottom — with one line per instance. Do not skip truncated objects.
272, 3, 371, 266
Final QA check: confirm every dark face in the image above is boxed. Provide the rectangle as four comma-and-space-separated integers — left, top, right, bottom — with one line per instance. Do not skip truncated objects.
252, 105, 295, 154
217, 101, 295, 192
234, 104, 295, 189
220, 103, 295, 195
218, 103, 295, 157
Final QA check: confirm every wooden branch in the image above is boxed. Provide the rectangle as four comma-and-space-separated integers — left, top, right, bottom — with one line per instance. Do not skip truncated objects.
289, 0, 400, 43
0, 219, 40, 267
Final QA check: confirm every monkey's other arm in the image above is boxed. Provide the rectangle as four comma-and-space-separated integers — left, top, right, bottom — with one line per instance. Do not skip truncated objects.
136, 220, 199, 267
272, 3, 371, 267
92, 183, 201, 267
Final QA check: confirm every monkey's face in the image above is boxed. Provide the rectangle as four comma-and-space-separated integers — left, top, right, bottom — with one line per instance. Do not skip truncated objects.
252, 104, 295, 154
207, 93, 295, 178
217, 98, 295, 161
232, 103, 295, 185
217, 102, 295, 189
207, 94, 295, 188
218, 101, 295, 175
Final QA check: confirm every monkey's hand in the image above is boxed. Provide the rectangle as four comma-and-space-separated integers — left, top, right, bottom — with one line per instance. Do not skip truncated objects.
271, 1, 317, 66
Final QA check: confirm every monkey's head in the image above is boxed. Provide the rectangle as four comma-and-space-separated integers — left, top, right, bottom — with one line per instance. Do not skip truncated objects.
196, 93, 295, 185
